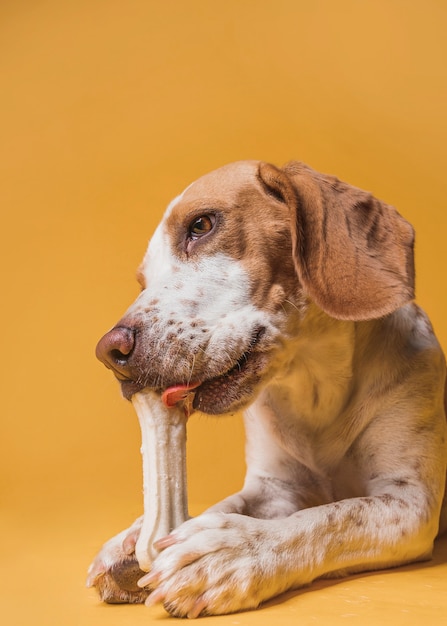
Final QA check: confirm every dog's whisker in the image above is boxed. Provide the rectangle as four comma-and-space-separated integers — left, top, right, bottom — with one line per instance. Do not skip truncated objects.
283, 299, 302, 313
187, 354, 196, 386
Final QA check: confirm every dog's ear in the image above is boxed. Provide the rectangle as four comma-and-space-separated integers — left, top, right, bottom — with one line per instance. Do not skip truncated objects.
258, 161, 415, 321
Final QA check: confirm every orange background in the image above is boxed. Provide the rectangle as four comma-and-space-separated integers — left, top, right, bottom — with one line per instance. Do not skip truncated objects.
1, 1, 446, 624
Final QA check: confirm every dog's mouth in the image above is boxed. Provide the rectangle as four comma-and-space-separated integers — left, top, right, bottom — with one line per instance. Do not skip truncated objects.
118, 327, 267, 413
189, 326, 267, 415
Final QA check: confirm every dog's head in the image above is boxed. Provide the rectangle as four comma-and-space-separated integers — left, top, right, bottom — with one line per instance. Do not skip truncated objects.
96, 161, 415, 414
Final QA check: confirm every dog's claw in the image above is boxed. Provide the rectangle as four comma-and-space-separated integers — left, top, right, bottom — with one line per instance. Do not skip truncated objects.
122, 528, 140, 555
86, 561, 106, 588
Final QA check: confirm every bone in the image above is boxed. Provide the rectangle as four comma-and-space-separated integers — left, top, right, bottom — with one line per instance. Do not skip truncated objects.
131, 389, 190, 572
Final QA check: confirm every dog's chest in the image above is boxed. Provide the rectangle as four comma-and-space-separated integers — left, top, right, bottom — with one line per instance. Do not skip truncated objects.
256, 352, 360, 474
246, 389, 368, 502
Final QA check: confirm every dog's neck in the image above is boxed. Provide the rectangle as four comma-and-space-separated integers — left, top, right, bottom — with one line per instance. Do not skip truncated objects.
246, 303, 367, 478
269, 302, 357, 423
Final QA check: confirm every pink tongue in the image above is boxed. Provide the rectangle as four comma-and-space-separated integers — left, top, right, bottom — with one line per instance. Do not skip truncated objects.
161, 382, 200, 408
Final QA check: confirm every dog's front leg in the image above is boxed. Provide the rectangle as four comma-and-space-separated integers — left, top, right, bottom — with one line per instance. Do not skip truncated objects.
139, 485, 438, 618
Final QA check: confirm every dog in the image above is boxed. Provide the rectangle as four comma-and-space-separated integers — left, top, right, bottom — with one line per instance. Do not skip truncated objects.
87, 160, 447, 618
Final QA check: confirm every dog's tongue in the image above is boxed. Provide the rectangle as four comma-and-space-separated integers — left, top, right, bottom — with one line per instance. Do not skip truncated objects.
161, 382, 200, 409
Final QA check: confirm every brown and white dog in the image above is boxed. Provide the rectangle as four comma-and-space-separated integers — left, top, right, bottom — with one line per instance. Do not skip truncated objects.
87, 161, 447, 618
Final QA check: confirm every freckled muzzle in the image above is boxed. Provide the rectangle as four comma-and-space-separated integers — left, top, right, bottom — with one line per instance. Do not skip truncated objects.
95, 317, 270, 413
95, 313, 207, 400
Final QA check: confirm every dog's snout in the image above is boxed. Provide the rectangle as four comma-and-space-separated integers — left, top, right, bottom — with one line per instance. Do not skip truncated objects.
96, 326, 136, 376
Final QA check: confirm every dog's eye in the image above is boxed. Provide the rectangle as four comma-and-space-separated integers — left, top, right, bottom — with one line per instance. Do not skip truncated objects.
188, 215, 214, 239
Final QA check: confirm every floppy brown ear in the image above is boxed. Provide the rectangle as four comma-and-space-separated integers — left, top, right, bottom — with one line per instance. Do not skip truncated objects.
258, 161, 415, 321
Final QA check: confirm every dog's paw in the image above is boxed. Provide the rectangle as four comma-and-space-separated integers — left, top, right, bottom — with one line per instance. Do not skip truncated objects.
87, 519, 149, 604
138, 513, 288, 617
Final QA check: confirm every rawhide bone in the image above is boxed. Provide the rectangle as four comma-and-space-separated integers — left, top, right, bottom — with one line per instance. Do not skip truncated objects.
132, 387, 194, 571
93, 383, 198, 601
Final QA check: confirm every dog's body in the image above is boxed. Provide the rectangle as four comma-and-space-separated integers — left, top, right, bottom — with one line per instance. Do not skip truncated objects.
88, 161, 447, 618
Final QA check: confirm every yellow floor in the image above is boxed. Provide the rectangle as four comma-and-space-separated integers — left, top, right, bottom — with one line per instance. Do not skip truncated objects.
2, 500, 446, 626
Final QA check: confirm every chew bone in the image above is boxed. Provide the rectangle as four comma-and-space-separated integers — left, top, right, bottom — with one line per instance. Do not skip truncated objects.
131, 389, 190, 572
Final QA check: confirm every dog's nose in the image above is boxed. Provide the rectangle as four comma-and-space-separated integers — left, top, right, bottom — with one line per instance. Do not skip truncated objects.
95, 326, 135, 377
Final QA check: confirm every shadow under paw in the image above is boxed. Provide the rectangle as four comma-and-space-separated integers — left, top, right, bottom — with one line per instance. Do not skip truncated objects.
95, 555, 150, 604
